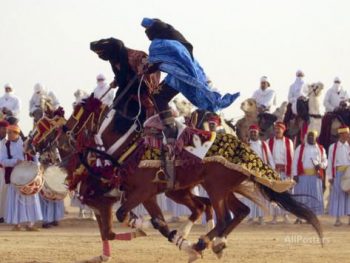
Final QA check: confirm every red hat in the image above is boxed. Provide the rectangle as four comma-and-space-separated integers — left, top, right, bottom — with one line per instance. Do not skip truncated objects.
274, 121, 286, 131
249, 124, 260, 132
208, 115, 221, 126
0, 120, 9, 128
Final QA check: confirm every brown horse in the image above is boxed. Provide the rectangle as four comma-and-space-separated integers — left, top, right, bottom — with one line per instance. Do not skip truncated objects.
28, 101, 215, 263
34, 93, 325, 262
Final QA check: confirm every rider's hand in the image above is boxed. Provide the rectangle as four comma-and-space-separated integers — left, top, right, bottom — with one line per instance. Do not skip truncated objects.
293, 176, 299, 183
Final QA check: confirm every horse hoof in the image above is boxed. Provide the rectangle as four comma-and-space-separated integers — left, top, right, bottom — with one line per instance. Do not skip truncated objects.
135, 228, 147, 237
212, 243, 227, 259
75, 255, 111, 263
187, 250, 202, 263
193, 238, 208, 252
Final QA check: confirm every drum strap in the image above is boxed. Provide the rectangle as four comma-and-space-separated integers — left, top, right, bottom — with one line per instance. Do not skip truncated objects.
4, 141, 13, 184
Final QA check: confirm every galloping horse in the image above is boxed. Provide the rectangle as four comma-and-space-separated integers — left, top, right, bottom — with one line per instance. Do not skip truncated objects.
31, 93, 324, 262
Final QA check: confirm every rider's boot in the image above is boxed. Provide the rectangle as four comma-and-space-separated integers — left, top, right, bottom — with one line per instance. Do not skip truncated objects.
159, 109, 177, 190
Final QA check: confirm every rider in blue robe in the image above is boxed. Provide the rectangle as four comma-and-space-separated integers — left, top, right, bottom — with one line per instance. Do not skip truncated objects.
141, 18, 239, 139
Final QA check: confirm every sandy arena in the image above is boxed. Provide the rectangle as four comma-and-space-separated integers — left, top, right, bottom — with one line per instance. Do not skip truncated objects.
0, 214, 349, 263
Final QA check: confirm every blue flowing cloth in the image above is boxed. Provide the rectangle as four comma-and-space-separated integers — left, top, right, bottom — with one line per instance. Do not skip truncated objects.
148, 39, 239, 112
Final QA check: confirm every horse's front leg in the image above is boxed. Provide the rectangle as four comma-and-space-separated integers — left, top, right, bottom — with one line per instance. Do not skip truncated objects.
75, 206, 111, 263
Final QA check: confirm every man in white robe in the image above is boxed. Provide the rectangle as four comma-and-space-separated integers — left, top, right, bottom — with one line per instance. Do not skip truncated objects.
29, 83, 60, 115
267, 122, 294, 223
323, 77, 349, 113
252, 76, 276, 113
0, 84, 21, 118
288, 70, 308, 115
93, 74, 115, 106
292, 130, 327, 223
246, 124, 275, 225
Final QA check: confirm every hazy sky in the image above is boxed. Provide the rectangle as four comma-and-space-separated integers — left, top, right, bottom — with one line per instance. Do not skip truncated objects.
1, 0, 349, 133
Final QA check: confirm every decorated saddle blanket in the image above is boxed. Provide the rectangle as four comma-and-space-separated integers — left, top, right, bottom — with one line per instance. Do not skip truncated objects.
115, 117, 294, 193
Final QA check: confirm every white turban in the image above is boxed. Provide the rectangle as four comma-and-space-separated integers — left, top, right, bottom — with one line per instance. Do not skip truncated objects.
296, 70, 304, 76
334, 76, 341, 83
34, 83, 45, 93
4, 83, 13, 89
96, 73, 106, 81
260, 76, 270, 86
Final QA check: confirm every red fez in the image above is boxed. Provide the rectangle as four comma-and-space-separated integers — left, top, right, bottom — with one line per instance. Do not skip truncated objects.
249, 124, 260, 132
208, 115, 221, 126
0, 120, 9, 128
274, 121, 286, 131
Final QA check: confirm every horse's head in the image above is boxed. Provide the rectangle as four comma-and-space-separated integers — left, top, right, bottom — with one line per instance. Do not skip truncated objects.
61, 95, 107, 149
28, 113, 66, 154
241, 98, 257, 115
90, 37, 125, 61
308, 82, 324, 97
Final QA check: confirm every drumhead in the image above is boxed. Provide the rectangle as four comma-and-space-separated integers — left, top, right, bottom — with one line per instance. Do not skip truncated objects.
44, 166, 68, 194
341, 166, 350, 192
11, 161, 40, 186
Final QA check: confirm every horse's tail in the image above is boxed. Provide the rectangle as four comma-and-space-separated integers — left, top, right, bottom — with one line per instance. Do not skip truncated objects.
234, 182, 269, 213
257, 183, 324, 246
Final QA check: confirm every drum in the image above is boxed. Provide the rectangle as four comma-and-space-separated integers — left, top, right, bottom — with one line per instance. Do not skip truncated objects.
40, 166, 68, 201
340, 166, 350, 193
11, 161, 44, 195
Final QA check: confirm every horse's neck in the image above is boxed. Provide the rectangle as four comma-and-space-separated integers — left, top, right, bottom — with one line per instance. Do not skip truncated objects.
309, 96, 321, 114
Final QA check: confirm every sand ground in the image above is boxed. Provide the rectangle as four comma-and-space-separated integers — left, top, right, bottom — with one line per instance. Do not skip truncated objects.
0, 213, 349, 263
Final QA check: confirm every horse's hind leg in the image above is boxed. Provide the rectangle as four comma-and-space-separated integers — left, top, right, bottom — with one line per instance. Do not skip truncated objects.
211, 193, 250, 258
143, 194, 201, 262
142, 195, 172, 238
166, 188, 213, 239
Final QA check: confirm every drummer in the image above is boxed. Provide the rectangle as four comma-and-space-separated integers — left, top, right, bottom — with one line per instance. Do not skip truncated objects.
40, 177, 65, 228
0, 120, 9, 223
1, 124, 42, 231
327, 125, 350, 226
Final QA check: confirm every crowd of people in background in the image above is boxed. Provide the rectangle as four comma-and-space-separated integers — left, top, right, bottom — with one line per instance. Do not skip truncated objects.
0, 69, 349, 231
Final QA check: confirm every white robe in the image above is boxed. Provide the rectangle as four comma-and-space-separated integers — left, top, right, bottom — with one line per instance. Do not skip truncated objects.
0, 93, 21, 117
29, 91, 60, 113
326, 141, 350, 179
323, 85, 349, 112
267, 137, 294, 166
251, 88, 276, 113
249, 140, 275, 168
292, 143, 328, 176
93, 83, 115, 106
288, 78, 308, 115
